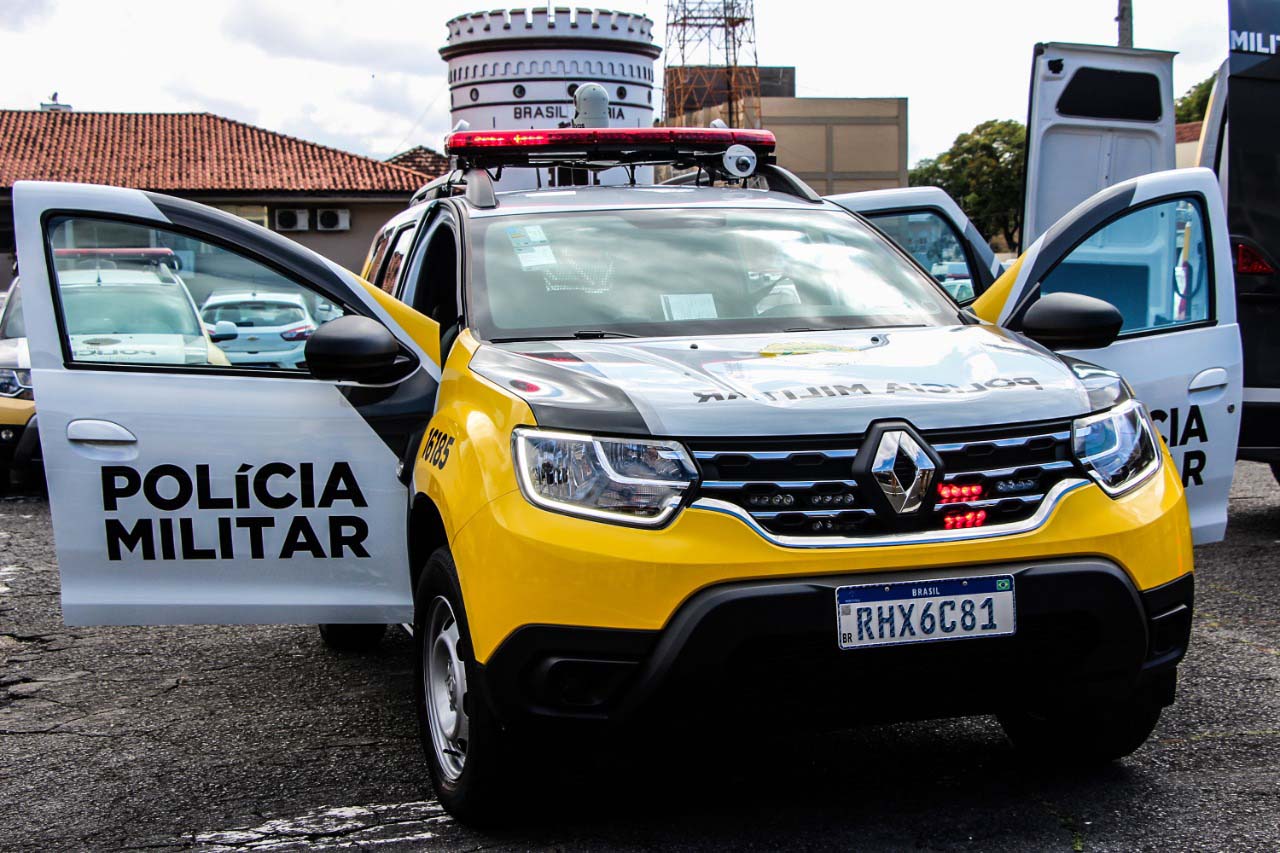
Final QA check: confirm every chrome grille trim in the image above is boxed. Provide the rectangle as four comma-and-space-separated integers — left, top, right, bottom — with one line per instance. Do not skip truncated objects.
932, 430, 1072, 454
701, 479, 860, 490
693, 448, 858, 461
749, 508, 875, 520
941, 460, 1075, 480
692, 479, 1090, 549
932, 494, 1044, 510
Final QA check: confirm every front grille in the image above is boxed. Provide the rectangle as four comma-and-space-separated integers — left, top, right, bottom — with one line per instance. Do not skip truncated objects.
687, 419, 1082, 539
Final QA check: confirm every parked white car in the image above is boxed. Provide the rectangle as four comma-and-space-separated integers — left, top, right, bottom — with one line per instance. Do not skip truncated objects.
200, 291, 316, 370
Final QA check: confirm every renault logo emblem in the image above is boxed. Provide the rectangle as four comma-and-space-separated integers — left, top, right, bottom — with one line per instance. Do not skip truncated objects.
870, 430, 936, 514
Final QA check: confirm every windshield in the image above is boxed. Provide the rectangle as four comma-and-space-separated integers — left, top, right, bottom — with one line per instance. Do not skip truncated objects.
64, 287, 201, 337
0, 285, 22, 339
203, 301, 307, 327
468, 208, 961, 340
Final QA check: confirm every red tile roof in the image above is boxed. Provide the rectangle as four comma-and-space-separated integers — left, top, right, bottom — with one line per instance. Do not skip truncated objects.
0, 110, 431, 194
1175, 121, 1203, 144
387, 145, 450, 178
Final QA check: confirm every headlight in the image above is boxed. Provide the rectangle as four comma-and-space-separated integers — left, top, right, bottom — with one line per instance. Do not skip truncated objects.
0, 369, 31, 399
513, 428, 697, 526
1072, 399, 1161, 496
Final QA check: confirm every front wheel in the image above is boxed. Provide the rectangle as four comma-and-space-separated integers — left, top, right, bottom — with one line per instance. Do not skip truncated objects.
998, 694, 1162, 765
415, 547, 515, 824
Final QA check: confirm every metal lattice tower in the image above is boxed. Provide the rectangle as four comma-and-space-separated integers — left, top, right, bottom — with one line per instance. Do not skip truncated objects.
663, 0, 761, 128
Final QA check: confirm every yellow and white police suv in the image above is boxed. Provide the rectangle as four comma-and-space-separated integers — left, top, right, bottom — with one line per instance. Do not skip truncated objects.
13, 122, 1240, 821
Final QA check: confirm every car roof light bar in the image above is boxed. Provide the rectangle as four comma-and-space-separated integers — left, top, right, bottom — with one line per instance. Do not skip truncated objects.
444, 127, 777, 170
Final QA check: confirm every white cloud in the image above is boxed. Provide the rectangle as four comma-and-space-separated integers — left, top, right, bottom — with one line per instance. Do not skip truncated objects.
0, 0, 1231, 166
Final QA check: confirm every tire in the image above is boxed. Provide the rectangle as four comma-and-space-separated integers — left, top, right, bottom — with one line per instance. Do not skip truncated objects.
317, 623, 386, 652
998, 694, 1162, 765
414, 546, 515, 824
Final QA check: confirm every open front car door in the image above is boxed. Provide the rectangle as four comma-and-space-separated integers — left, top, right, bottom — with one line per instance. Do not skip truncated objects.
975, 168, 1241, 544
13, 181, 440, 624
827, 186, 1003, 304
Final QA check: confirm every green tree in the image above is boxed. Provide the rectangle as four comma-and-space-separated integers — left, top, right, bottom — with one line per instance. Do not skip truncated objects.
1175, 75, 1214, 123
910, 119, 1026, 251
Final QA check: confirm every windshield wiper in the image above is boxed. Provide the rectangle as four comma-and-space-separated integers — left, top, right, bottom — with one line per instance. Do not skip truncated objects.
488, 330, 641, 344
570, 330, 639, 339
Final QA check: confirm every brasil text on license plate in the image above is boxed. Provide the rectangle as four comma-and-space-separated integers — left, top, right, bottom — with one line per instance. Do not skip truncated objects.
835, 575, 1016, 650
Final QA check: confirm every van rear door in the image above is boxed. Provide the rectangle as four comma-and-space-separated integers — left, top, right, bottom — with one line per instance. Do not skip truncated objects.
1022, 42, 1177, 248
1205, 26, 1280, 461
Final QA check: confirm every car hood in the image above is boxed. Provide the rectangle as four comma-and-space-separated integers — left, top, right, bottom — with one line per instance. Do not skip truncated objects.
471, 325, 1096, 437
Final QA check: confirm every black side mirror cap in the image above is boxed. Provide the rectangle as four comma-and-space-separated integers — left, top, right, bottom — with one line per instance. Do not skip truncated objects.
1020, 292, 1123, 350
305, 315, 407, 383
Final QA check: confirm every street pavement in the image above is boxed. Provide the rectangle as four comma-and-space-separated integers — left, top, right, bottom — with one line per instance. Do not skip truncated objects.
1, 463, 1278, 851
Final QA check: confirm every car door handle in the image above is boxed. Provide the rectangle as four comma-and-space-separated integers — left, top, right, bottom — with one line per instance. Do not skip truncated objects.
67, 419, 137, 444
1188, 368, 1229, 394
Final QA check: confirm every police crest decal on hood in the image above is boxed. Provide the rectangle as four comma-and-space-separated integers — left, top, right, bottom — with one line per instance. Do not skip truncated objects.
471, 326, 1095, 437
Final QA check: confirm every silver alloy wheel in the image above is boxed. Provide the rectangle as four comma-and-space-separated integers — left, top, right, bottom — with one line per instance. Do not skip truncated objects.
424, 595, 469, 782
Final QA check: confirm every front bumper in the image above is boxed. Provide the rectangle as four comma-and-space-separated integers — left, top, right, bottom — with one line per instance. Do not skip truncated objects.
478, 561, 1193, 727
452, 455, 1192, 665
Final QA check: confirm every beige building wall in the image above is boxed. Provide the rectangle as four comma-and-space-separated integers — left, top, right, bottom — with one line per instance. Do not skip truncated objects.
282, 201, 408, 275
678, 97, 908, 195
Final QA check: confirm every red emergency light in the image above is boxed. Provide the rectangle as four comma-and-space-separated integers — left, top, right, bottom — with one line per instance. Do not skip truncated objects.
1234, 242, 1276, 276
445, 127, 776, 158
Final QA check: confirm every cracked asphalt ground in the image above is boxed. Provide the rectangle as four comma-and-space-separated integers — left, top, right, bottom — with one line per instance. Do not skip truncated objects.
2, 464, 1279, 852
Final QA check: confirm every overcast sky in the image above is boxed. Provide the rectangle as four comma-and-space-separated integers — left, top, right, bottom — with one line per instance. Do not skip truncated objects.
0, 0, 1229, 167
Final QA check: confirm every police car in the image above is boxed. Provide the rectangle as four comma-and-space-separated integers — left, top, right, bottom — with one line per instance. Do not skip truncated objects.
11, 122, 1238, 822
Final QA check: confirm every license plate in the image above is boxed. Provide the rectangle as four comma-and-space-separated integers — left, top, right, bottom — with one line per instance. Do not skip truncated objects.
835, 575, 1016, 650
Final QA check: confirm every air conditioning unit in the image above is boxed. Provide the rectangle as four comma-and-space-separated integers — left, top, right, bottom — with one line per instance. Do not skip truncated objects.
274, 208, 310, 231
316, 208, 351, 232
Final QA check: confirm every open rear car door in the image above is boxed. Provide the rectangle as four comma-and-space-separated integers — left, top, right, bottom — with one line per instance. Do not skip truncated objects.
975, 168, 1242, 544
13, 181, 440, 624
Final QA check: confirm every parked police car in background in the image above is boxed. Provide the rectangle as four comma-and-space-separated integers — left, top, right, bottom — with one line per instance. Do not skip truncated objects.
0, 248, 235, 490
12, 122, 1237, 822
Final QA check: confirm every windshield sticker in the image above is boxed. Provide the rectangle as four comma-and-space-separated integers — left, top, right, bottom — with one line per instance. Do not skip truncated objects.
507, 224, 557, 269
515, 244, 557, 269
662, 293, 718, 321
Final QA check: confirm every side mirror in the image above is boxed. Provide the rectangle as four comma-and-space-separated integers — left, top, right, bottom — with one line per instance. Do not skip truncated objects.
209, 320, 238, 343
1020, 292, 1123, 350
305, 315, 403, 383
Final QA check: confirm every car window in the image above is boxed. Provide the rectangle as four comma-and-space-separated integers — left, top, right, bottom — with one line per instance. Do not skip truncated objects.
363, 225, 395, 283
864, 210, 977, 302
45, 216, 350, 371
1037, 197, 1211, 335
469, 208, 961, 340
377, 227, 417, 294
0, 284, 22, 339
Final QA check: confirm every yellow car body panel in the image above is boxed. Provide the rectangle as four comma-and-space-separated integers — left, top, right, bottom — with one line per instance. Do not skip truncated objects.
357, 278, 442, 367
0, 396, 34, 429
446, 437, 1190, 663
973, 255, 1023, 323
413, 330, 534, 543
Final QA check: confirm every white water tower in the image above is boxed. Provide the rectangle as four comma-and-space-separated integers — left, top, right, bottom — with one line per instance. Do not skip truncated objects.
441, 6, 660, 189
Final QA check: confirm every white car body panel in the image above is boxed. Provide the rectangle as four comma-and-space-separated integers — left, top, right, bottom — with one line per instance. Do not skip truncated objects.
13, 181, 424, 625
998, 168, 1241, 544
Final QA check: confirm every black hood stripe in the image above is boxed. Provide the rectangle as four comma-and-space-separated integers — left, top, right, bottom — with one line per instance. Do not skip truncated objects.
471, 345, 652, 435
